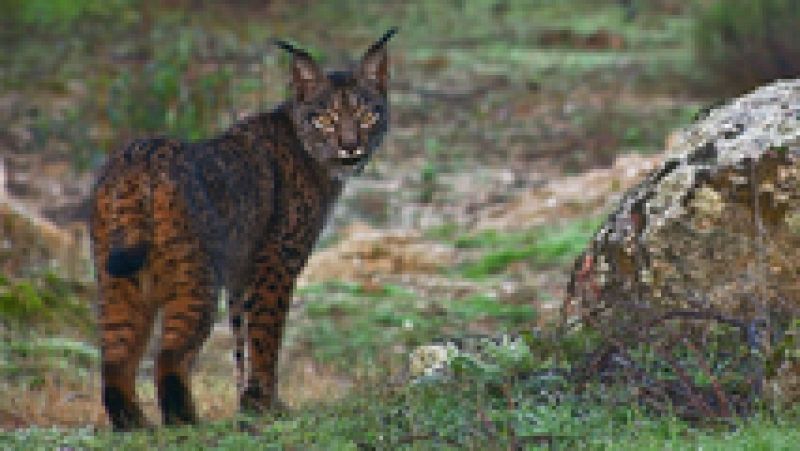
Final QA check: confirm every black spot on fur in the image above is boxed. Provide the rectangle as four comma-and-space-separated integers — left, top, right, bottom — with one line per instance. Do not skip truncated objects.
243, 296, 255, 310
107, 243, 148, 277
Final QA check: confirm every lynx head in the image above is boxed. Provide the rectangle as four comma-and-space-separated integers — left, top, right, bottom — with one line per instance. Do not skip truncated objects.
276, 28, 396, 181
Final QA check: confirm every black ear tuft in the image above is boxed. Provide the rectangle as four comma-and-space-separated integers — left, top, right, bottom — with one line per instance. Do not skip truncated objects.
360, 27, 398, 93
273, 39, 314, 60
364, 27, 399, 57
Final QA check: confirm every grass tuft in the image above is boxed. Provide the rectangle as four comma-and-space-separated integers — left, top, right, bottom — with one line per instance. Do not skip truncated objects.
459, 217, 603, 279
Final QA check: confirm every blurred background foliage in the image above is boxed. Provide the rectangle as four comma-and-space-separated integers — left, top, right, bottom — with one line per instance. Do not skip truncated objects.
0, 0, 795, 173
693, 0, 800, 95
0, 0, 133, 32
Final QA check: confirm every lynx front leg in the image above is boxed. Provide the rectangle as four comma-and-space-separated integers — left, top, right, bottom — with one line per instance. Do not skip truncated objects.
240, 250, 296, 413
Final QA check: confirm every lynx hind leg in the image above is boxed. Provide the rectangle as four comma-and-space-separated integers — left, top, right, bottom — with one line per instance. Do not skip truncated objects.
150, 182, 216, 426
154, 268, 215, 426
155, 288, 214, 427
95, 272, 156, 430
91, 173, 156, 430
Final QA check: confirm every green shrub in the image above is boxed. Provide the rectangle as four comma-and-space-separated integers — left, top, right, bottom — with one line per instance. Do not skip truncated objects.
0, 272, 92, 329
693, 0, 800, 95
0, 0, 133, 32
107, 26, 235, 141
459, 217, 603, 279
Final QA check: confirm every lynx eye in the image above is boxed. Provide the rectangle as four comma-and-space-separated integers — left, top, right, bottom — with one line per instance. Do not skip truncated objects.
310, 113, 335, 133
359, 107, 379, 129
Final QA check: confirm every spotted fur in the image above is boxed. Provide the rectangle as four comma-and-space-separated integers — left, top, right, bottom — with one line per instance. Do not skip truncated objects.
90, 28, 397, 430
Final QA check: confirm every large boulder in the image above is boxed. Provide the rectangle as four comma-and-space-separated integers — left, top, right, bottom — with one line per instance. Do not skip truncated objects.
566, 80, 800, 401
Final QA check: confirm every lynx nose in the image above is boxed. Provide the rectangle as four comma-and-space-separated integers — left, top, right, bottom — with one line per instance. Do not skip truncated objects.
338, 147, 364, 159
340, 141, 358, 153
338, 141, 362, 159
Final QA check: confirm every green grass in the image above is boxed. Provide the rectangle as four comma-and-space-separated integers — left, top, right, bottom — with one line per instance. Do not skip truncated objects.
2, 384, 797, 449
290, 281, 536, 377
0, 336, 98, 386
2, 307, 796, 449
458, 217, 603, 279
0, 272, 93, 329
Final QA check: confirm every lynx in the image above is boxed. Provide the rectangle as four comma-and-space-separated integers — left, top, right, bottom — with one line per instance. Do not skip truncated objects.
89, 28, 397, 429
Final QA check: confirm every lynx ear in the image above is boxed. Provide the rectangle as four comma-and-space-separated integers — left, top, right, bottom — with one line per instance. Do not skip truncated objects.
274, 39, 325, 101
359, 27, 398, 93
